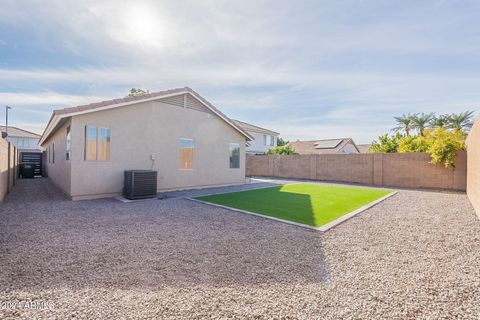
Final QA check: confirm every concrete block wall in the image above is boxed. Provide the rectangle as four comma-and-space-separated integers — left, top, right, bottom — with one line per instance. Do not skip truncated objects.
246, 151, 467, 191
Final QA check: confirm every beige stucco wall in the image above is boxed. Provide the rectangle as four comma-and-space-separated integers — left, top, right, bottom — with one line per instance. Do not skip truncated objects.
0, 138, 19, 202
67, 100, 246, 199
466, 118, 480, 218
0, 138, 10, 201
43, 120, 72, 195
247, 152, 467, 191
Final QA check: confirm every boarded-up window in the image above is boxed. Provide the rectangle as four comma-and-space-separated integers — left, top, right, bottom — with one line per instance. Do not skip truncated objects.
84, 126, 110, 161
230, 143, 240, 168
179, 138, 194, 169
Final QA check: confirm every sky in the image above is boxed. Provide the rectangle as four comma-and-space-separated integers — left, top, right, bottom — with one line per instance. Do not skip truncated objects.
0, 0, 479, 143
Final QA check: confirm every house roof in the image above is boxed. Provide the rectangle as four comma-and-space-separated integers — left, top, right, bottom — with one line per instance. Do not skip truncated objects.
356, 144, 371, 153
0, 125, 41, 139
40, 87, 253, 145
288, 138, 360, 154
232, 120, 279, 135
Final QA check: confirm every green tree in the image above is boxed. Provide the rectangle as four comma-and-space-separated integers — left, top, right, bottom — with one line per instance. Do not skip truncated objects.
369, 132, 403, 153
266, 145, 296, 155
398, 135, 429, 152
430, 115, 449, 128
424, 128, 466, 168
393, 113, 415, 136
276, 137, 288, 146
127, 88, 149, 97
446, 111, 475, 131
411, 112, 434, 136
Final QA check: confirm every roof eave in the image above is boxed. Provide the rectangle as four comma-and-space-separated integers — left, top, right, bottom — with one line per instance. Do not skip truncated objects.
40, 89, 253, 144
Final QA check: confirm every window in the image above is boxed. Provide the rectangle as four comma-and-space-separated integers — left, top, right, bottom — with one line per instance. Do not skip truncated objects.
52, 143, 55, 164
229, 143, 240, 168
84, 126, 111, 161
270, 135, 275, 146
263, 135, 267, 146
48, 146, 51, 163
66, 125, 71, 160
97, 127, 110, 161
179, 138, 194, 169
85, 126, 97, 160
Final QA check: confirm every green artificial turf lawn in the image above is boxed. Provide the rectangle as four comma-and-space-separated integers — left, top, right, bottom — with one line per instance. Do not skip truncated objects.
195, 183, 393, 227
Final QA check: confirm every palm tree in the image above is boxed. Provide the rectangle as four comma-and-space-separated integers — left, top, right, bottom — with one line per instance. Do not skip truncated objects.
411, 112, 434, 136
393, 113, 415, 136
430, 114, 449, 128
446, 111, 475, 131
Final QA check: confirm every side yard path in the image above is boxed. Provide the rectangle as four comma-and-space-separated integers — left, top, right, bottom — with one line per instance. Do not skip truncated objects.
0, 178, 479, 319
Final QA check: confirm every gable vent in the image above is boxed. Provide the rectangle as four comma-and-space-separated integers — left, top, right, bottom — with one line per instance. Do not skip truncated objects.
186, 95, 211, 113
158, 94, 185, 107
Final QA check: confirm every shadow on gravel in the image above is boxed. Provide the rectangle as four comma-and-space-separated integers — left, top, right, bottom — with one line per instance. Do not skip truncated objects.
0, 178, 330, 291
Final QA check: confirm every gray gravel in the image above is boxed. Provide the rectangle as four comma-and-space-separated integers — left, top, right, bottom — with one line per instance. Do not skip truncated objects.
1, 178, 479, 319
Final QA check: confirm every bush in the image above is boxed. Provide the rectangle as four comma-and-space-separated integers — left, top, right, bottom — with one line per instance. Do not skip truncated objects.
398, 135, 429, 152
266, 145, 296, 155
372, 128, 466, 168
369, 132, 403, 153
424, 128, 465, 168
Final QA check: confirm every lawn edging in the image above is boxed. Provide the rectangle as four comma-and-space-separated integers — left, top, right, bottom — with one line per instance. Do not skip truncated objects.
316, 191, 397, 231
188, 191, 398, 232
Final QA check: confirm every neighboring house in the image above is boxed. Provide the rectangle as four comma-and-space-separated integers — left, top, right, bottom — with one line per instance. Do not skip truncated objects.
356, 144, 371, 154
288, 138, 360, 155
39, 87, 253, 200
0, 125, 41, 151
233, 120, 279, 154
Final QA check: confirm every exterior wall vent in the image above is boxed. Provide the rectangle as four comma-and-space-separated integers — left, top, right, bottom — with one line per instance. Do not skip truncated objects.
123, 170, 157, 200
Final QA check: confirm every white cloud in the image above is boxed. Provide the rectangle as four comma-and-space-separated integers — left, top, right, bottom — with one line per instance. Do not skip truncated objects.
0, 92, 106, 107
0, 0, 479, 141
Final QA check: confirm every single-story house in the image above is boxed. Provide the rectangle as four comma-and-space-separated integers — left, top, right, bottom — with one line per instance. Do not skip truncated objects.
288, 138, 360, 155
39, 87, 253, 200
1, 126, 41, 151
232, 120, 279, 154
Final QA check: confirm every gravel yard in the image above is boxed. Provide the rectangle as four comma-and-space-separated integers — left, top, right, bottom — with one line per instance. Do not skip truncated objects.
1, 178, 479, 319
